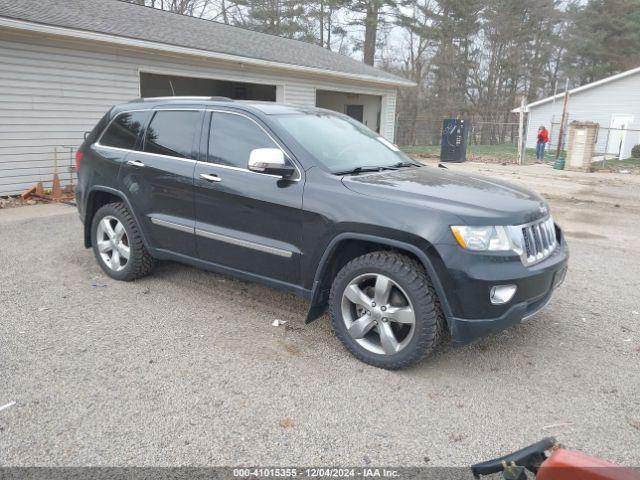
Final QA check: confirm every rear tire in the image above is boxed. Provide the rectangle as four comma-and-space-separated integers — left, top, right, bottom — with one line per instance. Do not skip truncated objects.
91, 202, 156, 281
329, 251, 442, 370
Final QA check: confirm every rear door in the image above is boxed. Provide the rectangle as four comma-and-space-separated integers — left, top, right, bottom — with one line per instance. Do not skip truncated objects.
193, 110, 304, 287
118, 108, 203, 257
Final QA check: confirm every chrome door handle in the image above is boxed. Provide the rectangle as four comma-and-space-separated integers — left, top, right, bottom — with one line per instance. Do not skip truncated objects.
127, 160, 145, 167
200, 173, 222, 182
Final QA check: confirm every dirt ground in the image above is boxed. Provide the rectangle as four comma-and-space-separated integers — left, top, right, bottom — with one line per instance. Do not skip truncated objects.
1, 162, 639, 468
433, 160, 640, 247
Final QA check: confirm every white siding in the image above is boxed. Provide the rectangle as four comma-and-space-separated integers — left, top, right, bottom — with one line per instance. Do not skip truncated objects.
0, 29, 398, 195
382, 93, 397, 143
525, 73, 640, 156
282, 84, 316, 106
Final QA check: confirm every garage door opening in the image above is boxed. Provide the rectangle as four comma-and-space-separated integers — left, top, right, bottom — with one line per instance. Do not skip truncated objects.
140, 72, 276, 101
316, 90, 382, 133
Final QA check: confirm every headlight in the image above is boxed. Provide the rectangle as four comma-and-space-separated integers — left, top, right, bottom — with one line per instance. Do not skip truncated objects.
450, 225, 512, 251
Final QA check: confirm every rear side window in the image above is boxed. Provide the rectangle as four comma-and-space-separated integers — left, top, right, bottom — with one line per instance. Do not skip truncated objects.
208, 112, 279, 168
144, 111, 200, 159
100, 111, 149, 150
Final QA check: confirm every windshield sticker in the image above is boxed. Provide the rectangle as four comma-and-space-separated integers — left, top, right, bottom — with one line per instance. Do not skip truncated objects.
377, 137, 400, 152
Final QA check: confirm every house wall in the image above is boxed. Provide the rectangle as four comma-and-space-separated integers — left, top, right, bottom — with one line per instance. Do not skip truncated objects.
0, 28, 398, 195
525, 73, 640, 158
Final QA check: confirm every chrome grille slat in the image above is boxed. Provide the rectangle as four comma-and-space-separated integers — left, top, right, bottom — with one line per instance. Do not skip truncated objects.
529, 226, 538, 256
534, 224, 544, 255
545, 221, 554, 250
519, 216, 557, 266
540, 223, 549, 250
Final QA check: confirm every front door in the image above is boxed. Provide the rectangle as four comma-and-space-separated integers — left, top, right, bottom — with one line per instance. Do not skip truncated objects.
193, 110, 304, 287
118, 109, 203, 257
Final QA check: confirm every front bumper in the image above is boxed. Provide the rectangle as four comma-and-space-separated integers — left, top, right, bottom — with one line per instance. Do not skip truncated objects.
440, 234, 569, 345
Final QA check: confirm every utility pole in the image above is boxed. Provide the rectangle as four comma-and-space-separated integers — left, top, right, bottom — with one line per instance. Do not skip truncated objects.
555, 78, 570, 160
517, 95, 526, 165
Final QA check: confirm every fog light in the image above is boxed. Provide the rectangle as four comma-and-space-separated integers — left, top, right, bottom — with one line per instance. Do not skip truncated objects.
490, 285, 517, 305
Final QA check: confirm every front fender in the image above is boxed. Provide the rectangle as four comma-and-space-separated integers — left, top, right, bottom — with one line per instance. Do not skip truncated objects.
305, 232, 454, 325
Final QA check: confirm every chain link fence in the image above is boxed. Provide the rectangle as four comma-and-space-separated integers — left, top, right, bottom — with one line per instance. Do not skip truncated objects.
397, 116, 530, 164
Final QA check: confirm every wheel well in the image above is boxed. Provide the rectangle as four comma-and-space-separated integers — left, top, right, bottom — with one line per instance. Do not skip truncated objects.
311, 238, 448, 330
84, 190, 122, 247
316, 239, 424, 304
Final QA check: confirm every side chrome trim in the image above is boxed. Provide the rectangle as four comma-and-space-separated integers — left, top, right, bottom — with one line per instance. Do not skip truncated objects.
131, 149, 198, 163
150, 217, 195, 234
149, 217, 293, 258
200, 161, 283, 179
95, 143, 197, 164
194, 228, 293, 258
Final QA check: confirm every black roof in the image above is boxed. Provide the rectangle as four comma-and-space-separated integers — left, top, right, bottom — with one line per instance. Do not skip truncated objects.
0, 0, 409, 85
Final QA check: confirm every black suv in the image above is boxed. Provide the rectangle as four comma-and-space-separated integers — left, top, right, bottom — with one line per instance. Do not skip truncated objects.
76, 97, 568, 369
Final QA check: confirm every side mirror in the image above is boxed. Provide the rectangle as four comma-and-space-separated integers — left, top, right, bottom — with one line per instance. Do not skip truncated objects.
84, 131, 91, 140
248, 148, 295, 178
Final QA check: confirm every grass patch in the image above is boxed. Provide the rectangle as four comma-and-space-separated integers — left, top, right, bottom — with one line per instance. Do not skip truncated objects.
592, 157, 640, 171
401, 144, 540, 163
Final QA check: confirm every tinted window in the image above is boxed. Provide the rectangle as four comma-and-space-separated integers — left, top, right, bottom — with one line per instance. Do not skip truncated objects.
208, 112, 279, 168
100, 111, 148, 150
144, 111, 200, 159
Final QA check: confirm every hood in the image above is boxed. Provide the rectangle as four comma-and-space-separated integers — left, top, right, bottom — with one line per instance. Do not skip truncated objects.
342, 166, 549, 225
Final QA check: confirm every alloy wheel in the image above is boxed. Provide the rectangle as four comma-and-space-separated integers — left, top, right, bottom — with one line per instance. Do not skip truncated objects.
96, 215, 130, 272
341, 273, 416, 355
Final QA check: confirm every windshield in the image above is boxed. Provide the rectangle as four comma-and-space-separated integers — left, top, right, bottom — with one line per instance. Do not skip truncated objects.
272, 112, 414, 173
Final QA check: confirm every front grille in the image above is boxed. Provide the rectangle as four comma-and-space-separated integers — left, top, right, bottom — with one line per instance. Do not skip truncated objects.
520, 217, 557, 265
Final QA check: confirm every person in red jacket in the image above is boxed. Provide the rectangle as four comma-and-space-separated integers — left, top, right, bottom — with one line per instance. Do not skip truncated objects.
536, 125, 550, 161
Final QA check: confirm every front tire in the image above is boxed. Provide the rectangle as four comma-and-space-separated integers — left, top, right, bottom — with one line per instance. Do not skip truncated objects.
329, 251, 442, 369
91, 202, 156, 281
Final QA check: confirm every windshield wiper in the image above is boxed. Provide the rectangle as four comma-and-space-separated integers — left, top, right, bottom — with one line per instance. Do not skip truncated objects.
334, 165, 397, 175
392, 161, 421, 168
335, 161, 421, 176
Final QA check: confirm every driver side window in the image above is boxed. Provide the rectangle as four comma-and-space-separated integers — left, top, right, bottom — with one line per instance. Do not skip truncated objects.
208, 112, 280, 169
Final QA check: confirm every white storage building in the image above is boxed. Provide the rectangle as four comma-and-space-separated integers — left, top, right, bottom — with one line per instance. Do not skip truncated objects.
515, 68, 640, 160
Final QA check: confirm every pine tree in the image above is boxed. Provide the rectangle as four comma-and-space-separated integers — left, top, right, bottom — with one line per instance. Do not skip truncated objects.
564, 0, 640, 84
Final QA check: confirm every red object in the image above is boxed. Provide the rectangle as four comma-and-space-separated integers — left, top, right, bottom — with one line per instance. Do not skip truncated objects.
75, 150, 84, 171
538, 128, 549, 143
537, 448, 640, 480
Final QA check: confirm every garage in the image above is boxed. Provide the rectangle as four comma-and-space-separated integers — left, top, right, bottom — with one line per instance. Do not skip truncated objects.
140, 72, 277, 101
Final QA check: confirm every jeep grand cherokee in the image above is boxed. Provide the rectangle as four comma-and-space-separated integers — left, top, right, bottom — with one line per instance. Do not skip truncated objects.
75, 97, 569, 369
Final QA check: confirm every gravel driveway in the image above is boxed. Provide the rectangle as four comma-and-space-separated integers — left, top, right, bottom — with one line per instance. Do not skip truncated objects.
1, 164, 639, 467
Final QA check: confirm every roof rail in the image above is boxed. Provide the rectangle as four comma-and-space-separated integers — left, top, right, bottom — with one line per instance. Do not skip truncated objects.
132, 96, 234, 102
